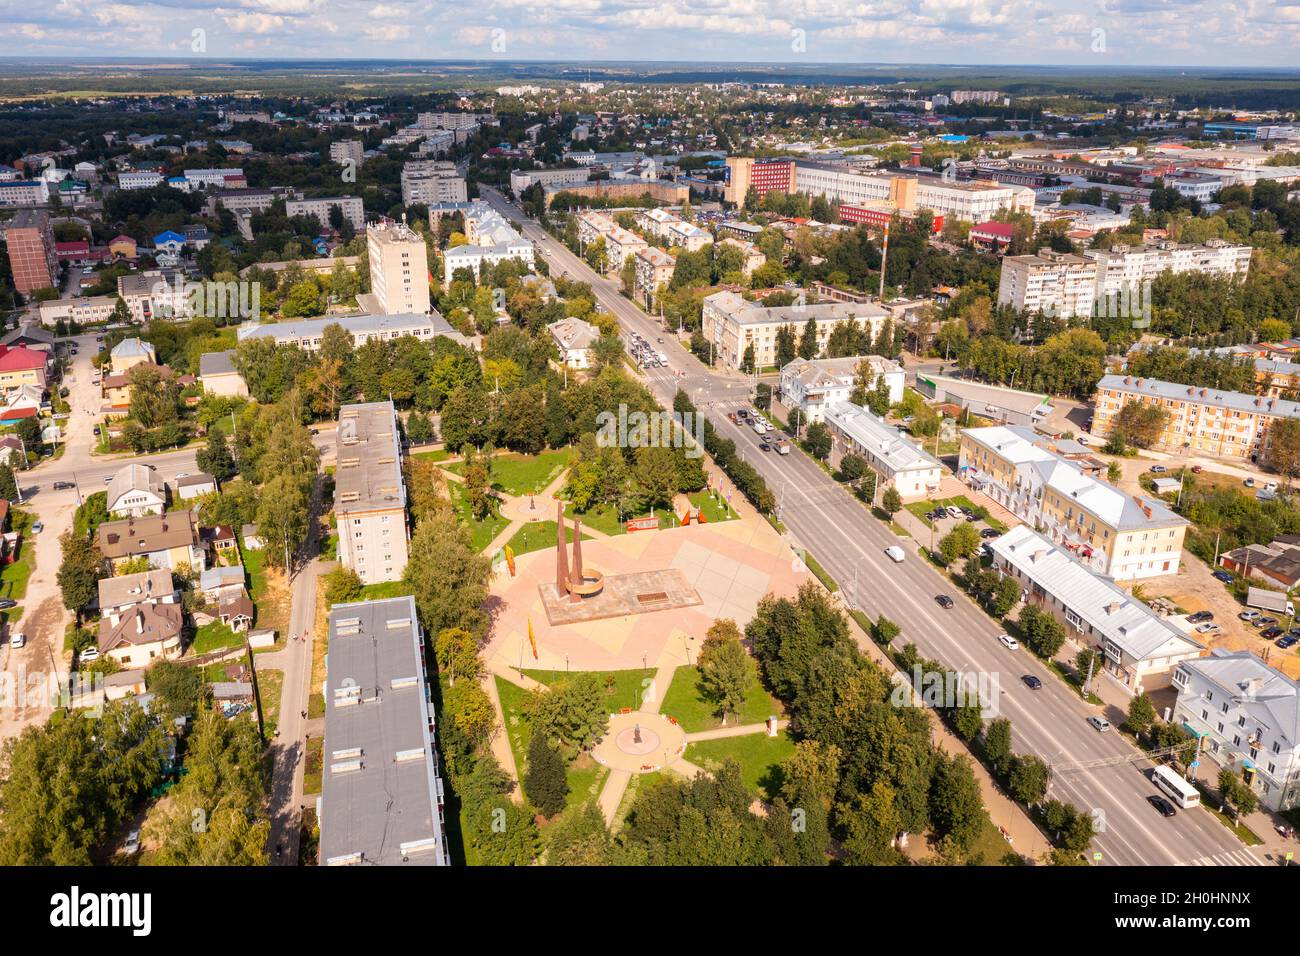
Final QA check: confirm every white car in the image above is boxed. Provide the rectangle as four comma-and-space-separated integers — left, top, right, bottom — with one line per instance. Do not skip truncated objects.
8, 631, 25, 649
946, 506, 964, 519
123, 829, 141, 855
998, 634, 1019, 650
79, 646, 100, 662
1087, 716, 1112, 733
1195, 622, 1222, 635
885, 545, 906, 563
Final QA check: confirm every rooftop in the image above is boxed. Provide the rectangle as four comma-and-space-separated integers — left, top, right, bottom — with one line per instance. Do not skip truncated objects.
320, 596, 447, 866
824, 401, 941, 473
334, 401, 406, 516
97, 568, 176, 611
1097, 374, 1300, 419
705, 289, 886, 326
1177, 650, 1299, 747
199, 350, 239, 377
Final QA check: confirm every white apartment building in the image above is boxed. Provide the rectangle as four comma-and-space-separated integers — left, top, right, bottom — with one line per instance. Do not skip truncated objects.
329, 140, 364, 167
443, 204, 534, 282
1085, 239, 1252, 298
400, 161, 468, 207
335, 401, 410, 585
997, 249, 1099, 319
287, 195, 365, 231
780, 355, 903, 423
237, 312, 468, 351
0, 180, 50, 206
635, 208, 711, 251
823, 401, 943, 499
177, 168, 244, 189
1172, 650, 1300, 812
118, 171, 163, 190
792, 164, 1035, 222
367, 219, 430, 315
701, 290, 888, 371
38, 294, 118, 327
634, 246, 676, 310
508, 167, 591, 194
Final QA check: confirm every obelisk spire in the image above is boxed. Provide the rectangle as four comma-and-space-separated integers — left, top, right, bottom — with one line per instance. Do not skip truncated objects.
555, 502, 569, 594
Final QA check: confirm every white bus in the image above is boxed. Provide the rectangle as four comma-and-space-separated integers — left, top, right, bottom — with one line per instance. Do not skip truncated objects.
1151, 765, 1200, 809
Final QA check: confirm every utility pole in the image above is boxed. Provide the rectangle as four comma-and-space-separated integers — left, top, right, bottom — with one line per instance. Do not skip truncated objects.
878, 222, 889, 301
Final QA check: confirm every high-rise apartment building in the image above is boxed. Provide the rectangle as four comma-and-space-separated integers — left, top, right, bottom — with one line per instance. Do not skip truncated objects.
366, 219, 430, 315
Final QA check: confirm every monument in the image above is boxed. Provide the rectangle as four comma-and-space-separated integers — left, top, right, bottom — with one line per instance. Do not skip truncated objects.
555, 502, 605, 602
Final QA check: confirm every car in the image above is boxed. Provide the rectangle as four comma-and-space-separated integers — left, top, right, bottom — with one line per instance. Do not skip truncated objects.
759, 441, 771, 452
1076, 435, 1089, 446
1187, 610, 1214, 623
1146, 795, 1177, 818
103, 474, 114, 483
1021, 674, 1042, 690
965, 513, 980, 522
946, 506, 964, 519
52, 480, 74, 490
0, 599, 15, 610
1262, 627, 1284, 640
30, 521, 42, 535
1087, 716, 1112, 732
1213, 569, 1234, 583
1266, 481, 1280, 493
78, 646, 100, 662
1239, 609, 1262, 621
8, 631, 24, 648
1191, 465, 1203, 474
885, 545, 905, 563
980, 543, 994, 558
173, 472, 190, 480
657, 337, 664, 343
998, 634, 1019, 650
935, 594, 954, 609
980, 527, 1001, 538
1149, 464, 1167, 474
123, 829, 141, 855
1254, 616, 1278, 628
1277, 635, 1299, 649
727, 411, 739, 424
1244, 477, 1256, 488
1195, 622, 1222, 635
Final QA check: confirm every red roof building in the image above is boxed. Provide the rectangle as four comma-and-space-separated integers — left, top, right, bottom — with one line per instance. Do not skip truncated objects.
0, 345, 49, 390
969, 220, 1017, 250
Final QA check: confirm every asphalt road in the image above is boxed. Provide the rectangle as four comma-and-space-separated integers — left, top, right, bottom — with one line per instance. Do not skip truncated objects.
480, 186, 1258, 866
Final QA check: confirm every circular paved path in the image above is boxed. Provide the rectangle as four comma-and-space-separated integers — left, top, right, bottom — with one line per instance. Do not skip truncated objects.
591, 712, 687, 774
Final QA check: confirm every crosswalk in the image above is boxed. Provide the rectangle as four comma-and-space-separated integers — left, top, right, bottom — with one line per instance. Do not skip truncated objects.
1177, 848, 1267, 866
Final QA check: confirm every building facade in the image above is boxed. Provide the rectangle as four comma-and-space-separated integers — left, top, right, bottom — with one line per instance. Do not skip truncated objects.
5, 210, 57, 294
701, 290, 887, 371
367, 219, 430, 315
823, 401, 944, 499
335, 401, 410, 585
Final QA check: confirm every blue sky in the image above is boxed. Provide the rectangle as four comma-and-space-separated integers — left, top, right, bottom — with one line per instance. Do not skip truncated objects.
2, 0, 1299, 67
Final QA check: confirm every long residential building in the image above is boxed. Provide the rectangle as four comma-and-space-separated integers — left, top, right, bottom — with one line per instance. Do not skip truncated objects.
335, 401, 409, 585
577, 211, 647, 273
237, 311, 469, 351
287, 195, 365, 231
823, 401, 943, 499
1172, 650, 1300, 812
400, 161, 468, 207
5, 210, 58, 294
443, 203, 534, 282
701, 290, 888, 371
990, 524, 1203, 695
320, 596, 450, 865
1092, 374, 1300, 462
959, 424, 1189, 580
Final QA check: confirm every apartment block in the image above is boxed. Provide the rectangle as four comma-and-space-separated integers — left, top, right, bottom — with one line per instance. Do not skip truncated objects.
823, 401, 943, 499
4, 210, 57, 294
320, 596, 450, 865
996, 249, 1098, 319
400, 161, 468, 207
367, 219, 430, 315
328, 140, 364, 168
1092, 374, 1300, 462
335, 401, 409, 585
701, 290, 887, 371
958, 424, 1189, 580
287, 195, 365, 231
1086, 239, 1252, 297
443, 204, 533, 282
780, 355, 903, 423
634, 246, 676, 309
237, 312, 468, 351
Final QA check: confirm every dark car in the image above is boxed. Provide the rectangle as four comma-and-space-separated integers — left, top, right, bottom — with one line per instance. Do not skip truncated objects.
1276, 635, 1298, 649
759, 441, 771, 452
935, 595, 954, 609
0, 599, 15, 610
51, 480, 75, 491
1187, 610, 1214, 624
1262, 627, 1284, 640
980, 527, 1001, 538
1021, 675, 1042, 690
1146, 795, 1177, 818
1254, 617, 1278, 629
1212, 570, 1234, 583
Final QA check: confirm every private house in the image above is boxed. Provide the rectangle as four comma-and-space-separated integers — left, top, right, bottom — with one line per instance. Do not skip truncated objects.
199, 565, 245, 603
1172, 650, 1300, 811
201, 524, 238, 559
1219, 537, 1300, 591
990, 524, 1203, 695
107, 463, 167, 517
175, 473, 217, 501
109, 338, 157, 375
0, 324, 55, 353
0, 344, 49, 392
97, 602, 184, 667
98, 511, 207, 573
198, 350, 249, 398
780, 356, 904, 424
97, 568, 178, 617
547, 317, 599, 370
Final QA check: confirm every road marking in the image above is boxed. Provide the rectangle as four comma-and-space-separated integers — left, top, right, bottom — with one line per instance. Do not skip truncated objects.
1178, 848, 1265, 866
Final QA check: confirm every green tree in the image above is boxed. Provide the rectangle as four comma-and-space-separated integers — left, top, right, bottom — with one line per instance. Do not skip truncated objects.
256, 473, 309, 570
57, 531, 105, 622
523, 732, 569, 818
1018, 603, 1067, 658
1126, 693, 1158, 735
195, 432, 236, 483
434, 627, 481, 686
939, 522, 981, 565
871, 614, 900, 646
0, 464, 16, 502
881, 486, 902, 518
1267, 417, 1300, 487
993, 575, 1021, 617
322, 565, 363, 605
797, 317, 819, 360
928, 754, 984, 852
983, 718, 1013, 776
145, 660, 206, 724
697, 622, 751, 725
1008, 754, 1051, 804
804, 421, 832, 460
404, 509, 493, 638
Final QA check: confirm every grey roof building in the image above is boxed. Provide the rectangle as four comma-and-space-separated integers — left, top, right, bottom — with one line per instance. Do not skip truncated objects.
320, 596, 449, 866
236, 312, 470, 351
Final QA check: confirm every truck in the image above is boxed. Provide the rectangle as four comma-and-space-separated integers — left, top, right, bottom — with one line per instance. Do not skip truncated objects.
1246, 586, 1295, 618
775, 440, 790, 455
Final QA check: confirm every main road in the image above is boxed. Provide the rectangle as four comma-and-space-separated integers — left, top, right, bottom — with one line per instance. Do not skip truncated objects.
480, 186, 1260, 867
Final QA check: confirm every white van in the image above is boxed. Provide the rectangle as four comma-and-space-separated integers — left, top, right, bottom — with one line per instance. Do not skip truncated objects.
752, 419, 768, 435
885, 545, 905, 563
9, 631, 25, 649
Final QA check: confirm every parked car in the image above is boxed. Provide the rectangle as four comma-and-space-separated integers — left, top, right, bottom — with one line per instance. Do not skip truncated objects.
1262, 627, 1285, 640
946, 506, 964, 519
1021, 674, 1042, 690
935, 594, 954, 609
1276, 635, 1299, 649
102, 474, 114, 483
0, 599, 16, 610
1212, 569, 1234, 583
980, 527, 1001, 538
885, 545, 905, 563
1146, 795, 1177, 818
78, 646, 100, 662
998, 634, 1019, 650
1195, 622, 1222, 635
1149, 465, 1167, 474
1254, 617, 1278, 628
1087, 716, 1112, 733
8, 631, 25, 649
1191, 465, 1203, 474
123, 830, 141, 855
1239, 610, 1262, 621
1187, 610, 1214, 623
31, 522, 42, 534
1244, 477, 1256, 488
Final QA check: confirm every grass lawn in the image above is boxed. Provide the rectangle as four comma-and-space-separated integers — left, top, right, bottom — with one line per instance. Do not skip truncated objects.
906, 495, 1007, 533
963, 812, 1028, 865
191, 620, 243, 654
257, 668, 283, 738
358, 580, 415, 602
1, 509, 36, 603
686, 490, 738, 523
303, 736, 323, 795
685, 729, 796, 801
569, 501, 627, 537
660, 664, 781, 733
448, 482, 510, 553
446, 447, 574, 497
521, 667, 655, 713
564, 753, 609, 810
503, 520, 590, 558
803, 551, 839, 592
411, 448, 453, 464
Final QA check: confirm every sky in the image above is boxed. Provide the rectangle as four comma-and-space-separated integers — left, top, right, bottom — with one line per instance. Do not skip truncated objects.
1, 0, 1300, 68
